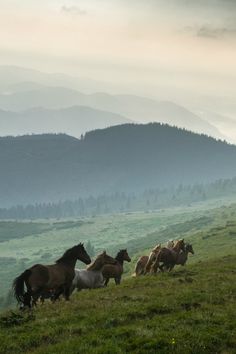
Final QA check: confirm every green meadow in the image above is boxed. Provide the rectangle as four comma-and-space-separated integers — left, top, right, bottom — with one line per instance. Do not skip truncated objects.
0, 198, 236, 353
0, 198, 232, 302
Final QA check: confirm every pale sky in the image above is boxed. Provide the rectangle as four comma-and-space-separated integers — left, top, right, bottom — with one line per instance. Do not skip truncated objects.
0, 0, 235, 101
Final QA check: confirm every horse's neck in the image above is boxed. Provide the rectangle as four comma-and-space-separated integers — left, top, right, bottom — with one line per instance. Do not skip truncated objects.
59, 257, 77, 269
87, 259, 103, 271
115, 255, 124, 266
172, 244, 182, 254
177, 250, 187, 264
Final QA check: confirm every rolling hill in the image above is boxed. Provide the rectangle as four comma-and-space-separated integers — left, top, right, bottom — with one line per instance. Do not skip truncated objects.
0, 123, 236, 207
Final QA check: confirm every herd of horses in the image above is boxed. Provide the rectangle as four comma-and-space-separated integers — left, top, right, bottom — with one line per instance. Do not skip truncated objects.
13, 239, 194, 308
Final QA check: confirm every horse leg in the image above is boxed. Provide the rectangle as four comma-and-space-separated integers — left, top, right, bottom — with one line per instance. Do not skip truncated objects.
168, 264, 175, 272
32, 288, 44, 307
64, 286, 71, 301
52, 287, 63, 302
152, 260, 159, 274
115, 277, 121, 285
159, 263, 166, 272
104, 278, 109, 286
23, 291, 32, 308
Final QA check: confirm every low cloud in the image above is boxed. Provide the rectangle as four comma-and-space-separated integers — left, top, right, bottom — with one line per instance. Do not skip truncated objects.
185, 25, 236, 39
61, 6, 87, 16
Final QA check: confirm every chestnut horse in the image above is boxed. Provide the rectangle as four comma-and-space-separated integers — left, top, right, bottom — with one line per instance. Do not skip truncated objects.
13, 243, 91, 308
151, 239, 185, 273
103, 249, 131, 285
132, 244, 161, 276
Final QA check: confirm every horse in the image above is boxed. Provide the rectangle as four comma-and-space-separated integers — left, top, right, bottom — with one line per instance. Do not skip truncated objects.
161, 243, 194, 271
13, 243, 91, 308
103, 249, 131, 285
70, 251, 117, 293
132, 244, 161, 276
151, 239, 185, 273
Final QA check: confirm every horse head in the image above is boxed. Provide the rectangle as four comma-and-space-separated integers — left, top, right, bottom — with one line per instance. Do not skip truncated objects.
119, 249, 131, 262
185, 243, 194, 254
76, 243, 91, 265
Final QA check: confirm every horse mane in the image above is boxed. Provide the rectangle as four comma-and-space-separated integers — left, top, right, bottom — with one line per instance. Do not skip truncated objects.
115, 250, 125, 261
56, 245, 79, 264
87, 253, 104, 271
86, 258, 97, 271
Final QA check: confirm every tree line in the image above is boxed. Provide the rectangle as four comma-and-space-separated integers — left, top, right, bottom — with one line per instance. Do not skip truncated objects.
1, 177, 236, 220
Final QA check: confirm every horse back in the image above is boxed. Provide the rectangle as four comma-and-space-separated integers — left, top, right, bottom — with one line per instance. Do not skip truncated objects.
27, 264, 49, 291
158, 248, 177, 264
28, 263, 74, 291
102, 263, 123, 278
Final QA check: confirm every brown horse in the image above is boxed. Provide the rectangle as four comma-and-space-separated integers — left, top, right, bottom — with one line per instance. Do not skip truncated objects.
86, 251, 117, 271
13, 243, 91, 308
132, 244, 161, 276
161, 243, 194, 271
151, 239, 185, 273
102, 249, 131, 285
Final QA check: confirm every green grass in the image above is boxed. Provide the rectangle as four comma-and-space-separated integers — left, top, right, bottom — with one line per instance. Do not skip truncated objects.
0, 203, 217, 301
1, 199, 236, 304
0, 255, 235, 354
1, 199, 236, 352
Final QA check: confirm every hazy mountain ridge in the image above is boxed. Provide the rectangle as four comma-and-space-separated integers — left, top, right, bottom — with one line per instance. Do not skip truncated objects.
0, 83, 223, 140
0, 106, 132, 137
1, 123, 236, 207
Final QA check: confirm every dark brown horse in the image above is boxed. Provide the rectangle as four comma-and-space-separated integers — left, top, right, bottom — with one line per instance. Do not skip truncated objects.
13, 243, 91, 308
161, 243, 194, 271
151, 239, 185, 273
102, 249, 131, 285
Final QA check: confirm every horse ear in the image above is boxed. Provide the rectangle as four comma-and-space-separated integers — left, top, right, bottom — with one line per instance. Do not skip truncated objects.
103, 250, 106, 255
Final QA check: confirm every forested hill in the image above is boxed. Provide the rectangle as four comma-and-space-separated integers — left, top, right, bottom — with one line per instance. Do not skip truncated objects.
1, 123, 236, 207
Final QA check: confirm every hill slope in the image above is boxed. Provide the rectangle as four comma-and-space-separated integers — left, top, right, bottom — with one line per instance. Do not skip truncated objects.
0, 255, 235, 354
1, 123, 236, 207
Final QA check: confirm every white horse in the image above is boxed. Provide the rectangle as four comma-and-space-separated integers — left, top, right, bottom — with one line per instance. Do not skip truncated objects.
71, 251, 116, 293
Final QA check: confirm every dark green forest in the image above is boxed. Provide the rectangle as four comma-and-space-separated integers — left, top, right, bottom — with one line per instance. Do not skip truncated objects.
1, 177, 236, 219
1, 123, 236, 207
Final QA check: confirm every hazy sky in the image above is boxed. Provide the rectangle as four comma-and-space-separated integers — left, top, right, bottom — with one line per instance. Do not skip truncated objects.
0, 0, 235, 100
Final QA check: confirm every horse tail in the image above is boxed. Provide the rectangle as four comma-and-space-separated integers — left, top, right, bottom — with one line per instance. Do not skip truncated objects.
12, 269, 31, 304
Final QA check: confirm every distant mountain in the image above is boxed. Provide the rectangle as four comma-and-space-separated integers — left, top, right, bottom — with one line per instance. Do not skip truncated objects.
0, 83, 222, 139
197, 110, 236, 144
0, 66, 108, 93
0, 123, 236, 207
0, 106, 132, 137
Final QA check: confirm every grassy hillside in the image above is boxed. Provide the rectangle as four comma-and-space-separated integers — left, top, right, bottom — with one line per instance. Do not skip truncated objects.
1, 201, 236, 352
0, 255, 235, 354
1, 199, 236, 308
